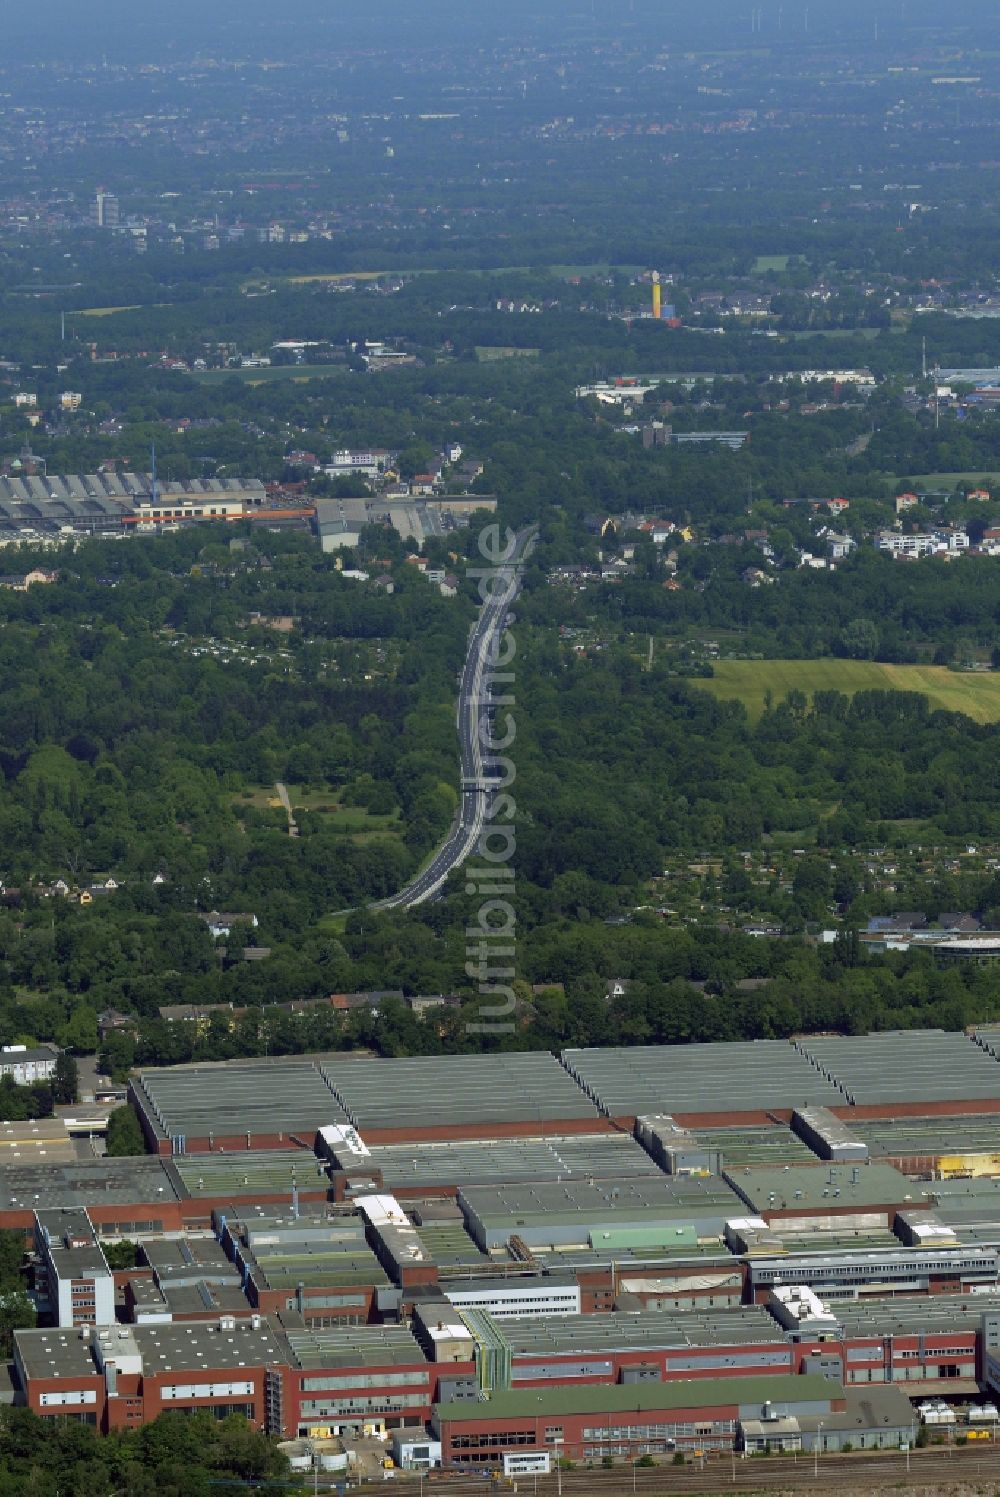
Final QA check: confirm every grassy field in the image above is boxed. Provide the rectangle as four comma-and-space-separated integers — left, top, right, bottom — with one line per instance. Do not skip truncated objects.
285, 271, 391, 284
696, 659, 1000, 724
74, 304, 143, 317
234, 785, 401, 838
907, 472, 1000, 489
190, 364, 346, 386
475, 346, 540, 361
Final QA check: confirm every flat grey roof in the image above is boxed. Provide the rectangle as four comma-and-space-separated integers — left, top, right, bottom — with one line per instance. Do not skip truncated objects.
524, 1241, 740, 1270
501, 1307, 787, 1358
725, 1163, 924, 1214
562, 1042, 842, 1117
321, 1053, 600, 1132
362, 1132, 661, 1191
794, 1031, 1000, 1105
832, 1293, 1000, 1338
0, 1156, 180, 1212
929, 1177, 1000, 1236
14, 1319, 286, 1380
142, 1236, 235, 1283
132, 1056, 349, 1145
15, 1327, 100, 1381
280, 1323, 426, 1371
133, 1319, 286, 1374
162, 1281, 254, 1316
459, 1175, 744, 1230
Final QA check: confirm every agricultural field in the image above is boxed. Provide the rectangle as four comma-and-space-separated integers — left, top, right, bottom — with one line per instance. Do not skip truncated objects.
696, 659, 1000, 724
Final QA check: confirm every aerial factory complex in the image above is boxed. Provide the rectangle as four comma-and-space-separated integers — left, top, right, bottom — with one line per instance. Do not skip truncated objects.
7, 1032, 1000, 1474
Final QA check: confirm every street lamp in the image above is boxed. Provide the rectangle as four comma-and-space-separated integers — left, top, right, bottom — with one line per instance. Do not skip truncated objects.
814, 1421, 824, 1478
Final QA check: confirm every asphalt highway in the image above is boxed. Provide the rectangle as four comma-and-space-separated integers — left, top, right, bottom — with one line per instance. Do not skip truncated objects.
377, 525, 536, 910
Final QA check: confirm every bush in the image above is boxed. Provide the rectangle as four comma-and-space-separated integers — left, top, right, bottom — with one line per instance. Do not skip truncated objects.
106, 1105, 146, 1156
671, 1451, 686, 1465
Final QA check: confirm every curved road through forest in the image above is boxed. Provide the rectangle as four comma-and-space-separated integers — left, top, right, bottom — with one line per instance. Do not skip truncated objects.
376, 525, 536, 910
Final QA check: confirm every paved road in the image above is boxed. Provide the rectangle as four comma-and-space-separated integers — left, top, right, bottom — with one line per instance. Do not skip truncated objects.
377, 525, 536, 910
274, 781, 298, 837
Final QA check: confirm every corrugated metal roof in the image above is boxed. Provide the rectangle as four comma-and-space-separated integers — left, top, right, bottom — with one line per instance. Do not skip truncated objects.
362, 1133, 660, 1190
562, 1042, 842, 1117
321, 1053, 600, 1132
795, 1031, 1000, 1104
134, 1056, 349, 1144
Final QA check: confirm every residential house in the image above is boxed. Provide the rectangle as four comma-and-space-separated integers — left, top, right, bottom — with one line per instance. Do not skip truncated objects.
98, 1010, 137, 1040
329, 990, 404, 1014
0, 569, 58, 591
825, 532, 857, 561
199, 911, 258, 940
0, 1045, 59, 1084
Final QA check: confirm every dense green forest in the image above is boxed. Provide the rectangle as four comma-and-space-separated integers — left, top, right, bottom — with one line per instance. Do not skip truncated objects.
0, 533, 998, 1070
0, 1407, 290, 1496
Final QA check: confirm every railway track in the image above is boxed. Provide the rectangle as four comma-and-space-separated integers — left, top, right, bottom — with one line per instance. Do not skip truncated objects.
353, 1441, 1000, 1496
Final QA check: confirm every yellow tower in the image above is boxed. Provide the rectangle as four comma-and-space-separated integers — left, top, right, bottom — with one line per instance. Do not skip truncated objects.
651, 272, 661, 320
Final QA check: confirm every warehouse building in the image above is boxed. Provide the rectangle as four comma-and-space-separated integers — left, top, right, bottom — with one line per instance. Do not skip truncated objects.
325, 1130, 661, 1197
0, 473, 266, 538
794, 1031, 1000, 1115
319, 1053, 605, 1143
129, 1057, 350, 1155
457, 1175, 745, 1253
124, 1236, 249, 1325
851, 1114, 1000, 1178
431, 1374, 895, 1464
745, 1242, 1000, 1300
14, 1318, 283, 1431
563, 1042, 843, 1125
724, 1162, 926, 1224
217, 1209, 390, 1324
480, 1306, 796, 1389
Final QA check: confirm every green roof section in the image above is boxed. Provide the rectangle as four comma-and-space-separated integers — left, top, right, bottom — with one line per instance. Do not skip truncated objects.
436, 1374, 838, 1422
